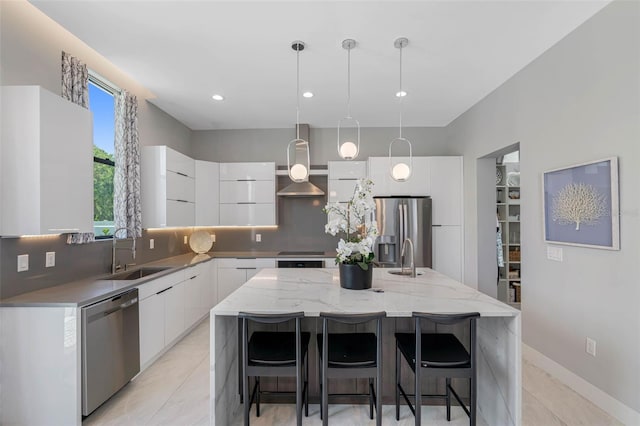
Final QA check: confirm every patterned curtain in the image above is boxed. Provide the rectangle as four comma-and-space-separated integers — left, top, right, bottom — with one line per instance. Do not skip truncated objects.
114, 91, 142, 238
61, 51, 88, 108
61, 51, 95, 244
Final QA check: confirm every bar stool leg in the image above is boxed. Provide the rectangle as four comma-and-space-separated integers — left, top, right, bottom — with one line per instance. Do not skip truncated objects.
256, 377, 260, 417
415, 318, 422, 426
242, 320, 250, 426
470, 375, 477, 426
305, 351, 309, 417
396, 343, 400, 421
446, 377, 451, 421
369, 378, 374, 420
322, 318, 329, 426
376, 317, 382, 426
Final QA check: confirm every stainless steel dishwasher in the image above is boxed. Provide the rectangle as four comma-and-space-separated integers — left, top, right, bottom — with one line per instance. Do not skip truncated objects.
82, 288, 140, 416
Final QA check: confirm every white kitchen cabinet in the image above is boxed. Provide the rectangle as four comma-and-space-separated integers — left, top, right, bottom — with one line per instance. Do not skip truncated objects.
430, 156, 463, 226
184, 263, 211, 326
217, 258, 276, 302
219, 162, 276, 226
141, 145, 196, 228
432, 225, 463, 282
139, 293, 164, 367
1, 86, 93, 235
195, 161, 220, 226
163, 281, 186, 346
327, 161, 367, 203
367, 157, 431, 197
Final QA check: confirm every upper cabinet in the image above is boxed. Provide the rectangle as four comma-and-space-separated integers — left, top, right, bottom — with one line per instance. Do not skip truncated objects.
327, 161, 368, 203
0, 86, 93, 236
142, 146, 195, 228
219, 162, 276, 226
367, 157, 431, 197
429, 156, 463, 226
195, 160, 220, 226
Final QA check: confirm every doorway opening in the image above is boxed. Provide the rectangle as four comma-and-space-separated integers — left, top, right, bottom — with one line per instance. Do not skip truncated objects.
476, 143, 521, 309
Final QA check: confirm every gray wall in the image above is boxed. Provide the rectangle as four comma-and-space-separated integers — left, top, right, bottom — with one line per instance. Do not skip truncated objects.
0, 0, 192, 156
447, 1, 639, 412
192, 126, 453, 164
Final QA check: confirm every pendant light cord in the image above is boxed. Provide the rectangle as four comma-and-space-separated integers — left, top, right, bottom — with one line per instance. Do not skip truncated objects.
296, 47, 300, 140
399, 44, 403, 139
347, 47, 352, 119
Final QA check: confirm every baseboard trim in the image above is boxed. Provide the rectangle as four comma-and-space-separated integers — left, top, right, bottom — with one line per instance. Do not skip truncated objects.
523, 344, 640, 426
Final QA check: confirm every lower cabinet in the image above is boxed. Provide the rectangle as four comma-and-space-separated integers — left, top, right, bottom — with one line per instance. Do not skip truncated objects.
216, 258, 276, 302
139, 292, 165, 367
164, 282, 186, 345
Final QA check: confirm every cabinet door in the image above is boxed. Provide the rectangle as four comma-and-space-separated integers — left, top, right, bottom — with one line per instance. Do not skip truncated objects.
166, 171, 195, 202
430, 157, 462, 226
139, 293, 165, 367
183, 274, 200, 329
328, 161, 367, 179
219, 203, 275, 226
219, 180, 275, 203
432, 225, 462, 282
327, 179, 359, 203
195, 161, 220, 226
164, 282, 185, 345
206, 260, 218, 309
166, 200, 195, 227
217, 268, 247, 302
166, 147, 195, 177
219, 162, 275, 181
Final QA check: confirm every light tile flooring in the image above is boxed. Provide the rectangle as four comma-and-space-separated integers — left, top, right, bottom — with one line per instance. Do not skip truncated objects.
84, 318, 622, 426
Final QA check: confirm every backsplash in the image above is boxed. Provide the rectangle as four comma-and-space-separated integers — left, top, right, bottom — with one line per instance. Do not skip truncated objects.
0, 176, 338, 299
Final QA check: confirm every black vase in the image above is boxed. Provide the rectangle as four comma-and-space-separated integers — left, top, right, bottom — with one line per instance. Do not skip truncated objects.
339, 263, 373, 290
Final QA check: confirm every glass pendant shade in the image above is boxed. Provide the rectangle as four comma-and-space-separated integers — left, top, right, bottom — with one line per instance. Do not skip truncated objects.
337, 39, 360, 160
389, 37, 413, 182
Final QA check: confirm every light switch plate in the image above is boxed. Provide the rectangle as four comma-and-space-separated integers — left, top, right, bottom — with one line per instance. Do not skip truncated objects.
211, 234, 216, 243
45, 252, 55, 268
256, 234, 262, 242
17, 254, 29, 272
149, 239, 155, 249
547, 246, 563, 262
184, 235, 188, 244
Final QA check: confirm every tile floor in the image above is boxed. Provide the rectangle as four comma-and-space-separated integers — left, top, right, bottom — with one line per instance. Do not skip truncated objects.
84, 317, 622, 426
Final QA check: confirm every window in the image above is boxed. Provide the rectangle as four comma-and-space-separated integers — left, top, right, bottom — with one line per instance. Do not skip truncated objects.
88, 75, 117, 237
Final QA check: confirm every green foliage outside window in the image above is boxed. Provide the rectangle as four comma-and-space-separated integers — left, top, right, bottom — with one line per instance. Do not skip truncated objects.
94, 145, 114, 223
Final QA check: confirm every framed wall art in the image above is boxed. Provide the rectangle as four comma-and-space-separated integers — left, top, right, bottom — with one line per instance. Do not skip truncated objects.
542, 157, 619, 250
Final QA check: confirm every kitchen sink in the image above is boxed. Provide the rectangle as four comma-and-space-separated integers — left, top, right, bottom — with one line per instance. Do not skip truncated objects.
388, 270, 424, 276
108, 266, 172, 280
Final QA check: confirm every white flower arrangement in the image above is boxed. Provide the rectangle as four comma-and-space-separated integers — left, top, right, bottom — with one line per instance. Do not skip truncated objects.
323, 179, 378, 269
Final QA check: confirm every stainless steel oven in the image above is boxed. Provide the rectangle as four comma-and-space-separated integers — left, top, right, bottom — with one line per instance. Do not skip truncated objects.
277, 251, 325, 268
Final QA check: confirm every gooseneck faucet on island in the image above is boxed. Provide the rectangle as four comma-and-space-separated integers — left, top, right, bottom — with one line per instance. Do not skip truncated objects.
111, 227, 137, 274
400, 238, 416, 278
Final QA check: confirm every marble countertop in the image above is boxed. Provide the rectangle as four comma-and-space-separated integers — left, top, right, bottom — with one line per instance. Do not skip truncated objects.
212, 267, 519, 317
0, 251, 337, 308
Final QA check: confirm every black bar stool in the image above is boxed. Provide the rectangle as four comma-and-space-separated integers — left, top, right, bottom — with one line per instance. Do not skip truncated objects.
239, 312, 310, 426
395, 312, 480, 426
317, 311, 386, 426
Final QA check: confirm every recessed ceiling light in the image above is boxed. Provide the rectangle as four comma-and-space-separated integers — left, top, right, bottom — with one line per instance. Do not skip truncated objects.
302, 91, 314, 98
212, 94, 224, 101
395, 91, 407, 98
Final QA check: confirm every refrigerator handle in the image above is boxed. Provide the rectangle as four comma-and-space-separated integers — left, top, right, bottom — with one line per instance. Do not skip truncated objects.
398, 203, 404, 244
403, 203, 408, 244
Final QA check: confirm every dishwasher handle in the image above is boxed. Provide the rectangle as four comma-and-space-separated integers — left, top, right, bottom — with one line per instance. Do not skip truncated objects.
83, 289, 139, 324
101, 298, 138, 317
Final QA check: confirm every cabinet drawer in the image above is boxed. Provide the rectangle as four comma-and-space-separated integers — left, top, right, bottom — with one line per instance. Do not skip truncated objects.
166, 171, 195, 202
328, 161, 367, 179
166, 200, 195, 227
137, 270, 185, 300
219, 203, 275, 226
219, 180, 274, 203
327, 180, 359, 203
166, 147, 195, 177
216, 258, 276, 269
219, 162, 275, 181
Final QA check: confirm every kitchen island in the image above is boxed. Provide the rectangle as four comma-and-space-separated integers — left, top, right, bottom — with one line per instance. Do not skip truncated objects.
210, 268, 521, 425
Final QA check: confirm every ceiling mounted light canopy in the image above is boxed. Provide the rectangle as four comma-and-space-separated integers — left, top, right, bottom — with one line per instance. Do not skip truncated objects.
337, 38, 360, 161
286, 40, 310, 183
389, 37, 413, 182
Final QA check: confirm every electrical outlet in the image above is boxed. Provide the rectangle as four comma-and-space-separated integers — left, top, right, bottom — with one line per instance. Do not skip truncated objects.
256, 234, 262, 242
45, 252, 55, 268
17, 254, 29, 272
149, 239, 155, 249
547, 246, 563, 262
586, 337, 597, 357
184, 235, 188, 244
211, 233, 216, 243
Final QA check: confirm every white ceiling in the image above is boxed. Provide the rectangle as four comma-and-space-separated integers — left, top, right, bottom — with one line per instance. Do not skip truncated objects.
31, 1, 609, 130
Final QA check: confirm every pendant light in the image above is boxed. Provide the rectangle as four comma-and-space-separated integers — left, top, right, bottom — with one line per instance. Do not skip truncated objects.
389, 37, 412, 182
337, 39, 360, 160
287, 40, 310, 183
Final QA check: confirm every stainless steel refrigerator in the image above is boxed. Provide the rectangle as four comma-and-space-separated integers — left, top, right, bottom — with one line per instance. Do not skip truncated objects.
374, 196, 432, 268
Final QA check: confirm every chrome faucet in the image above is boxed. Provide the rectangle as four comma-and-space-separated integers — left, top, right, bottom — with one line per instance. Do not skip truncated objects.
401, 238, 416, 278
112, 227, 137, 274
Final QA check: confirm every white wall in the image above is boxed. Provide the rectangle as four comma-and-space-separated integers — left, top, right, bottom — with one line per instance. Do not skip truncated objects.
448, 0, 639, 415
192, 126, 453, 163
0, 1, 192, 156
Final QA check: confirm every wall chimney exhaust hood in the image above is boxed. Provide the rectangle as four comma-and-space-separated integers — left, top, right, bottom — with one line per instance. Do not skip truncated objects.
278, 124, 325, 197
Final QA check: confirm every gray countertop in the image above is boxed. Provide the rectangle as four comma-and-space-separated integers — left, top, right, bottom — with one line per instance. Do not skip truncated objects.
0, 251, 337, 308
